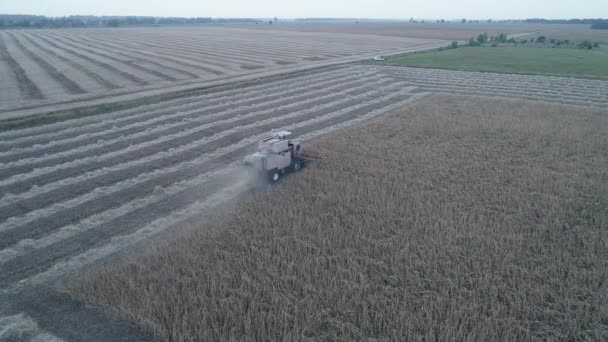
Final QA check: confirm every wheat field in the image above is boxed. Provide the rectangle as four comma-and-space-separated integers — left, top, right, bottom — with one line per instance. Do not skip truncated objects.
69, 94, 608, 341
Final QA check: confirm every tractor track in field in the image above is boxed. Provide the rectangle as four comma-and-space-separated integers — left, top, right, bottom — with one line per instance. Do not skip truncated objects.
0, 62, 606, 341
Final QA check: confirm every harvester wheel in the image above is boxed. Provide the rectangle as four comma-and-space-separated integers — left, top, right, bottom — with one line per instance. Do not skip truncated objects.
268, 170, 280, 183
292, 159, 303, 172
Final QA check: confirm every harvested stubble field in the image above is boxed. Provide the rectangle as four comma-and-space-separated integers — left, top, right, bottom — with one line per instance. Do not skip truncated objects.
0, 26, 444, 112
70, 95, 608, 341
372, 65, 608, 108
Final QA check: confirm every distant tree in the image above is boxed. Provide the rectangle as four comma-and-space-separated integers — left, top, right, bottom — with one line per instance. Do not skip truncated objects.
441, 19, 445, 23
591, 22, 608, 29
106, 19, 120, 27
487, 19, 493, 23
497, 33, 508, 43
451, 41, 458, 48
536, 36, 546, 43
529, 37, 535, 43
268, 20, 273, 25
469, 37, 478, 46
477, 32, 488, 44
521, 39, 528, 44
593, 42, 600, 48
579, 40, 593, 49
273, 17, 278, 22
461, 18, 467, 24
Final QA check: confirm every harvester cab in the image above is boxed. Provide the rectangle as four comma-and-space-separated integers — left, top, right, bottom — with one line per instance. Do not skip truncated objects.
243, 131, 321, 182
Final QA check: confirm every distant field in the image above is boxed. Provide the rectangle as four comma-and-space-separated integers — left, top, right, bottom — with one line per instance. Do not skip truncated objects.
245, 22, 608, 42
530, 24, 608, 44
247, 22, 536, 40
386, 46, 608, 80
0, 26, 443, 112
70, 94, 608, 341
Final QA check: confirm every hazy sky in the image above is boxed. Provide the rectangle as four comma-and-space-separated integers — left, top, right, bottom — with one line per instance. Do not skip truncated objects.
3, 0, 607, 19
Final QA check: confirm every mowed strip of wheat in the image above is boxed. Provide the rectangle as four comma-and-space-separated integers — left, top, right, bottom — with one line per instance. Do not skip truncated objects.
32, 32, 160, 84
0, 76, 370, 179
0, 73, 372, 186
14, 31, 118, 91
29, 31, 147, 87
0, 78, 399, 225
60, 31, 244, 74
0, 79, 407, 239
5, 31, 87, 95
0, 72, 376, 193
0, 48, 23, 106
0, 75, 414, 252
51, 31, 203, 80
66, 29, 297, 65
1, 92, 427, 293
0, 33, 44, 100
62, 30, 268, 71
44, 32, 182, 82
0, 67, 368, 161
0, 32, 83, 100
76, 28, 370, 63
376, 66, 608, 107
0, 66, 352, 143
387, 73, 607, 104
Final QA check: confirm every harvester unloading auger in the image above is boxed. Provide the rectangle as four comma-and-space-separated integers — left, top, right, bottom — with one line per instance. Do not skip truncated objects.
243, 131, 322, 182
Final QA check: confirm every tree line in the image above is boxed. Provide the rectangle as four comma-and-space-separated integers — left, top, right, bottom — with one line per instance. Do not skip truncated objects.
0, 15, 258, 29
523, 18, 607, 25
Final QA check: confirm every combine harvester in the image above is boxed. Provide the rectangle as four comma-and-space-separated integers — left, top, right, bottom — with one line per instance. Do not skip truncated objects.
244, 131, 321, 182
